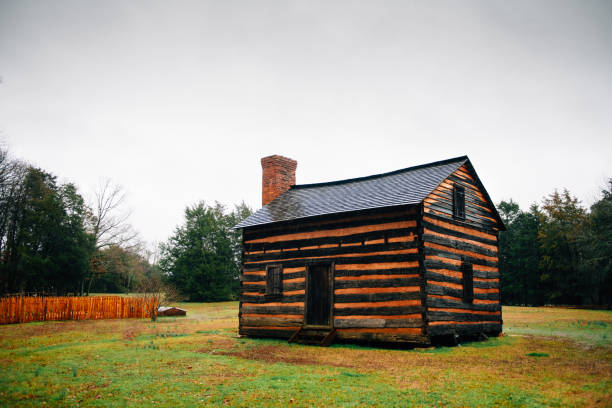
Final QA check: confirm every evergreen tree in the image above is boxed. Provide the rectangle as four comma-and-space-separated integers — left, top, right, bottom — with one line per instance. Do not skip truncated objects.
537, 189, 587, 304
159, 202, 252, 301
0, 167, 94, 294
498, 201, 541, 305
498, 185, 611, 307
580, 181, 612, 305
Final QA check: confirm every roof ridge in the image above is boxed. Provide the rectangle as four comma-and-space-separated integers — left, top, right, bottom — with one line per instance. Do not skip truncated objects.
291, 155, 468, 190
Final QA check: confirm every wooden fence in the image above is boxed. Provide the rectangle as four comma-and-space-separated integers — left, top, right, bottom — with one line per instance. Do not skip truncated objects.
0, 296, 159, 324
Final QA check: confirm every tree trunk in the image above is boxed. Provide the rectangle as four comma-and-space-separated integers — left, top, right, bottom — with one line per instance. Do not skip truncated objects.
86, 274, 94, 296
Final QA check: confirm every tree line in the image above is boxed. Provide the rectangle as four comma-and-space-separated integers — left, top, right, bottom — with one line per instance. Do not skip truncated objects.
498, 184, 611, 306
0, 147, 157, 296
0, 144, 252, 301
1, 143, 608, 306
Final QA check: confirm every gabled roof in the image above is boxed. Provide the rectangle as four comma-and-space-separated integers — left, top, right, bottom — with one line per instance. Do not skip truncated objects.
235, 155, 503, 229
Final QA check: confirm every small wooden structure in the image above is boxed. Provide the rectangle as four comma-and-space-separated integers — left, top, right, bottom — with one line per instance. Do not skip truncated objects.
157, 306, 187, 317
234, 155, 505, 346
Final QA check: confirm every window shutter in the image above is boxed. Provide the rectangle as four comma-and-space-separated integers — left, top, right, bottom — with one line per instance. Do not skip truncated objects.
461, 262, 474, 303
273, 267, 282, 295
266, 265, 282, 297
453, 185, 466, 220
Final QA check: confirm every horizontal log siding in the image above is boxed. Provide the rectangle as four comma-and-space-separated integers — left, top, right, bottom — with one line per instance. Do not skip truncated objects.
422, 205, 502, 338
423, 164, 500, 231
239, 207, 427, 342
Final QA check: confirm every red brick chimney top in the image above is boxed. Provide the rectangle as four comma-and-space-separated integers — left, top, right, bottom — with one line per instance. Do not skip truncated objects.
261, 155, 297, 207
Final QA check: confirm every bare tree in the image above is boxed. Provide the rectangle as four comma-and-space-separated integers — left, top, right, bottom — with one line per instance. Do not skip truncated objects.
0, 147, 28, 292
90, 179, 139, 251
136, 274, 183, 321
84, 179, 140, 295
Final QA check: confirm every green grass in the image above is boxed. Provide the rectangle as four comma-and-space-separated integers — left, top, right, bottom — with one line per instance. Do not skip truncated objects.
503, 307, 612, 346
525, 352, 549, 357
0, 304, 610, 407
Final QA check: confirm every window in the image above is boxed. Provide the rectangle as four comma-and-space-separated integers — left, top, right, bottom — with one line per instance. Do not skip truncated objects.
453, 184, 466, 220
265, 265, 282, 298
461, 261, 474, 303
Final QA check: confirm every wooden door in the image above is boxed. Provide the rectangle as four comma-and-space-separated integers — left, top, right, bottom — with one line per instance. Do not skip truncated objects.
306, 264, 332, 326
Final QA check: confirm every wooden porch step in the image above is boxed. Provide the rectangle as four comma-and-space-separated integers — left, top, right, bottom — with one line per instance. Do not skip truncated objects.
288, 327, 337, 347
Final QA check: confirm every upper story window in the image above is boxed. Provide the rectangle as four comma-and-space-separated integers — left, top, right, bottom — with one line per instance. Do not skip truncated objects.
265, 265, 282, 298
453, 184, 466, 220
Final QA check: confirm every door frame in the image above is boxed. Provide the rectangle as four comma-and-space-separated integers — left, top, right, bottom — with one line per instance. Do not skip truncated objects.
304, 262, 334, 329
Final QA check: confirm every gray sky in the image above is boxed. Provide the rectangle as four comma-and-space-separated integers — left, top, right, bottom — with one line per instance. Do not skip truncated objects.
1, 0, 611, 245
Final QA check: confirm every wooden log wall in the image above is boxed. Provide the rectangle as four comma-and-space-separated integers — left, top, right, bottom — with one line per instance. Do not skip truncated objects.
424, 164, 500, 231
239, 207, 428, 344
422, 165, 502, 338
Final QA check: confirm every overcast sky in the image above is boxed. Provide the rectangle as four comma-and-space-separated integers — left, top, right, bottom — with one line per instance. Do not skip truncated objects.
1, 0, 610, 246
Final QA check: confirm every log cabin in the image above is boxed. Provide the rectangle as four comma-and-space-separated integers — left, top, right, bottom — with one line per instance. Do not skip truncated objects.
234, 155, 505, 346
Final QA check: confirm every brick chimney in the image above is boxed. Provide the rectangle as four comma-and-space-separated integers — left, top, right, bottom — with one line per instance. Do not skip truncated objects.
261, 155, 297, 206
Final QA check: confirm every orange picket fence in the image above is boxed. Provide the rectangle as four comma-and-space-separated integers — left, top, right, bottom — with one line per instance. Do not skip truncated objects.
0, 296, 159, 324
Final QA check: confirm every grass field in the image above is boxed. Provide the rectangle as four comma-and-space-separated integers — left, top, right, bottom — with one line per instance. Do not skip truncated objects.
0, 303, 610, 407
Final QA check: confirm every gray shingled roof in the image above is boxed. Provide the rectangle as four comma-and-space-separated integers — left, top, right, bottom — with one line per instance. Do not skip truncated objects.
235, 156, 468, 229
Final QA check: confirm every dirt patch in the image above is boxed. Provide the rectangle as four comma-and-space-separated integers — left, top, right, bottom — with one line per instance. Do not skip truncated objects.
0, 319, 144, 339
122, 329, 137, 341
216, 344, 357, 368
0, 320, 82, 338
196, 337, 237, 354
